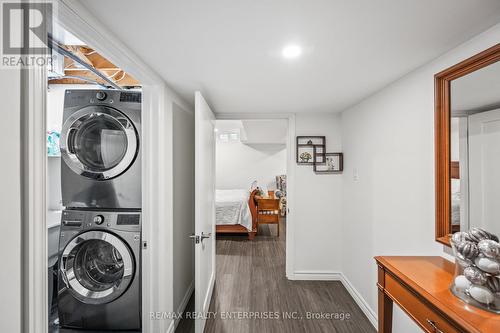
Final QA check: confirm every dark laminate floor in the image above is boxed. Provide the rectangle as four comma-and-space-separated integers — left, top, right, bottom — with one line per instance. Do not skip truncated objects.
177, 219, 375, 333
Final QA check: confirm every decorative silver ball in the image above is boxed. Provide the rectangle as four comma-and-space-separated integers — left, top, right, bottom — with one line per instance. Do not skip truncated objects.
451, 232, 468, 245
478, 239, 500, 260
469, 285, 495, 304
464, 266, 488, 285
486, 276, 500, 293
456, 241, 480, 260
465, 227, 499, 243
474, 256, 500, 275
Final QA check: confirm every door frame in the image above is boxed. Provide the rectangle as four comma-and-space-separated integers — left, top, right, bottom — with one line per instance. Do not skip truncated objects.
22, 1, 191, 332
216, 113, 296, 278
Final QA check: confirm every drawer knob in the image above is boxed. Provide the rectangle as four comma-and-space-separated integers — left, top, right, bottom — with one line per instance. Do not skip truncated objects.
426, 319, 444, 333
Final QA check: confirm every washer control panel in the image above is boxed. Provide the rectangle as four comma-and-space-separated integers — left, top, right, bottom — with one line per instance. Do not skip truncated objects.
61, 209, 141, 232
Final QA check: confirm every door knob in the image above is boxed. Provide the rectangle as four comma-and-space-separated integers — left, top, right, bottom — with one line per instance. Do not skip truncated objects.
189, 232, 212, 244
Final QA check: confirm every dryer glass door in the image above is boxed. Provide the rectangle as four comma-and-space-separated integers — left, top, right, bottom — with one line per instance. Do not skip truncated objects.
60, 230, 135, 304
61, 106, 138, 180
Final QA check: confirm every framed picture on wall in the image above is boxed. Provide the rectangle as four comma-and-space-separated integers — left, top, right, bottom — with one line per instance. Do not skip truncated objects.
313, 149, 343, 173
296, 136, 326, 165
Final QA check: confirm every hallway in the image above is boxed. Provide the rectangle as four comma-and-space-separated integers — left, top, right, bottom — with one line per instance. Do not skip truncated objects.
178, 219, 375, 332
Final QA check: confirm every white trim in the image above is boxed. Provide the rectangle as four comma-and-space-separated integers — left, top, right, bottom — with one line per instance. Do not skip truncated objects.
289, 271, 377, 329
285, 114, 296, 279
214, 113, 296, 278
339, 274, 378, 328
21, 44, 48, 333
192, 271, 215, 333
290, 270, 343, 281
167, 281, 195, 333
203, 272, 216, 314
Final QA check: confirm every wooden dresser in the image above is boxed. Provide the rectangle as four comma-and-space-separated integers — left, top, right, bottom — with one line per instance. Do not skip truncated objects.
375, 256, 500, 333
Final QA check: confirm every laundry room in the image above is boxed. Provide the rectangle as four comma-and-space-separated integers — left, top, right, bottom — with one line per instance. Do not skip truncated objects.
46, 22, 143, 332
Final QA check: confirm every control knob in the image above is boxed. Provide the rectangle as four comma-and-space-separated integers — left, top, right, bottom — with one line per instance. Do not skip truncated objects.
93, 215, 104, 225
96, 91, 107, 101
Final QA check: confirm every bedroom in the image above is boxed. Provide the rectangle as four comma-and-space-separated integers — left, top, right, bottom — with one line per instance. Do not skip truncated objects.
215, 119, 288, 240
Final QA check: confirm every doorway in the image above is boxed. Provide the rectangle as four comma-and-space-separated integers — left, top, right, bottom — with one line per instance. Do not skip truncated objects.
214, 113, 296, 279
189, 102, 296, 332
46, 21, 143, 332
23, 3, 171, 332
214, 118, 288, 238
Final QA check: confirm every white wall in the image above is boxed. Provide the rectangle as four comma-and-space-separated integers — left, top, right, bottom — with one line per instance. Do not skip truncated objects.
46, 84, 97, 212
172, 103, 195, 319
0, 69, 21, 332
293, 113, 343, 274
340, 23, 500, 333
216, 141, 286, 191
47, 84, 100, 132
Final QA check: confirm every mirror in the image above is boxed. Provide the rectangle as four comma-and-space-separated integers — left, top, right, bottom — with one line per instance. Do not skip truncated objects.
450, 60, 500, 236
435, 44, 500, 246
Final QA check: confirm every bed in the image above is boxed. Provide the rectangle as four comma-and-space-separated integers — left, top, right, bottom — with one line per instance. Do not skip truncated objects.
215, 189, 258, 239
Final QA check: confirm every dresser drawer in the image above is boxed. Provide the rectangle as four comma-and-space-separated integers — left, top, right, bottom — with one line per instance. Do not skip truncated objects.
257, 214, 279, 223
385, 274, 460, 333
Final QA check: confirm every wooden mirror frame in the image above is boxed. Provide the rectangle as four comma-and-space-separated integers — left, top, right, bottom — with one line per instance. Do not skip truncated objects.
435, 43, 500, 247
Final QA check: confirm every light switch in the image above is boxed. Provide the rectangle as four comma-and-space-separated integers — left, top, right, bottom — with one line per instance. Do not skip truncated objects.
353, 168, 359, 182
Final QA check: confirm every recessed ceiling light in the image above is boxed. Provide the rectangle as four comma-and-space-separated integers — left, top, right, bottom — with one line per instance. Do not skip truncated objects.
282, 44, 302, 59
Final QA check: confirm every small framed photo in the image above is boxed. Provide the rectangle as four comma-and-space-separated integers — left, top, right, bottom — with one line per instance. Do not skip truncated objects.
296, 136, 326, 165
313, 150, 343, 173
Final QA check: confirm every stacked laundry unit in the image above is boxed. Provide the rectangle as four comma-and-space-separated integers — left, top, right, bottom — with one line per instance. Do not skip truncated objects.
57, 90, 142, 330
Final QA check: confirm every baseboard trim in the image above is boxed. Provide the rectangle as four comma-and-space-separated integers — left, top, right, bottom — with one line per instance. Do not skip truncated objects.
167, 280, 194, 333
290, 270, 343, 281
204, 272, 216, 313
339, 274, 377, 328
290, 270, 377, 328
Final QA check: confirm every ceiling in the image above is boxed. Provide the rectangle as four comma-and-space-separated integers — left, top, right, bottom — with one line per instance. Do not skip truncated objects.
451, 60, 500, 114
79, 0, 500, 114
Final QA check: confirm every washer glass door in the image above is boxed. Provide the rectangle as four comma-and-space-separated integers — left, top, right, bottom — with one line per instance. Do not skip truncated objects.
60, 230, 135, 304
61, 106, 138, 180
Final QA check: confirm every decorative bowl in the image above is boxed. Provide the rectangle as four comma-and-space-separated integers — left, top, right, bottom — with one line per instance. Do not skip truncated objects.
450, 228, 500, 313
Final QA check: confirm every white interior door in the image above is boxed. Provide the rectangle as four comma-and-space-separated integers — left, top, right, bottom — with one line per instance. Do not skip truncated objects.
194, 91, 216, 333
469, 108, 500, 236
458, 117, 469, 230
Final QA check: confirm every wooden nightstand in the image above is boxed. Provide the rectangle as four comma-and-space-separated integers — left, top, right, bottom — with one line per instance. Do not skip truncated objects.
256, 194, 280, 236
